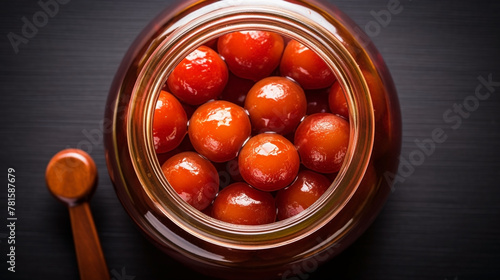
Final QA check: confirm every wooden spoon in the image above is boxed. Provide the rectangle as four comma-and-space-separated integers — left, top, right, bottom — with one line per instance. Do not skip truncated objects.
46, 149, 110, 280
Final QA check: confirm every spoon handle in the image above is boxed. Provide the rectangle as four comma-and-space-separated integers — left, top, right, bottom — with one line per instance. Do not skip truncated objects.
69, 202, 110, 280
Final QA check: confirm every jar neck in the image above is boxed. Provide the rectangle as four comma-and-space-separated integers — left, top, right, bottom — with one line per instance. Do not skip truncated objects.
126, 0, 375, 249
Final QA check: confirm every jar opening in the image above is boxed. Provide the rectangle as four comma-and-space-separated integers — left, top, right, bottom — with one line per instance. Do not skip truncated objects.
125, 0, 374, 250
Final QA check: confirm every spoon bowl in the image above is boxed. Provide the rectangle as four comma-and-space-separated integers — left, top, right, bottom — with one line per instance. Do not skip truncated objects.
46, 149, 97, 206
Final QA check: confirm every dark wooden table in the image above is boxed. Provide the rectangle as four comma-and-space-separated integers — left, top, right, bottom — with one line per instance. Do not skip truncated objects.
1, 0, 499, 279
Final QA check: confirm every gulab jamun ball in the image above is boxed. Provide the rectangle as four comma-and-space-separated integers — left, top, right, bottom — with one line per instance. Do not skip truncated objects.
167, 45, 228, 105
189, 100, 251, 163
161, 151, 219, 211
238, 133, 300, 192
211, 182, 276, 225
280, 39, 336, 89
276, 170, 331, 221
151, 30, 386, 225
328, 81, 349, 120
245, 76, 306, 135
294, 113, 350, 174
218, 31, 284, 81
152, 90, 187, 154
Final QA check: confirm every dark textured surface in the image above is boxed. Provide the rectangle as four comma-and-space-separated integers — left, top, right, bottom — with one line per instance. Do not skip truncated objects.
1, 0, 499, 279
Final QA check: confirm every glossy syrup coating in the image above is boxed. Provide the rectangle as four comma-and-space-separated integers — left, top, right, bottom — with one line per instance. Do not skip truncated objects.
220, 72, 255, 107
218, 31, 284, 81
189, 100, 251, 163
276, 170, 331, 220
226, 158, 244, 183
373, 111, 392, 160
156, 136, 194, 166
161, 151, 219, 211
203, 38, 218, 51
328, 81, 349, 120
212, 161, 233, 190
167, 45, 228, 105
280, 39, 335, 90
245, 76, 307, 135
329, 71, 387, 121
238, 133, 300, 192
362, 69, 387, 121
211, 182, 276, 225
294, 113, 350, 174
306, 87, 332, 115
180, 101, 197, 120
360, 162, 377, 196
152, 90, 188, 154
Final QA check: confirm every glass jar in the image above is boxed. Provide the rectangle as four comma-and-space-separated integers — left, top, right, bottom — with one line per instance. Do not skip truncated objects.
104, 0, 401, 279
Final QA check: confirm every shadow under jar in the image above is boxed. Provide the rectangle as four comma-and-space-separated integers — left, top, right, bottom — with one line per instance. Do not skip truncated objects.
104, 0, 402, 279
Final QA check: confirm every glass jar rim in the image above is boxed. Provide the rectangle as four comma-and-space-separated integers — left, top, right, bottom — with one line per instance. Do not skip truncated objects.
124, 0, 375, 250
